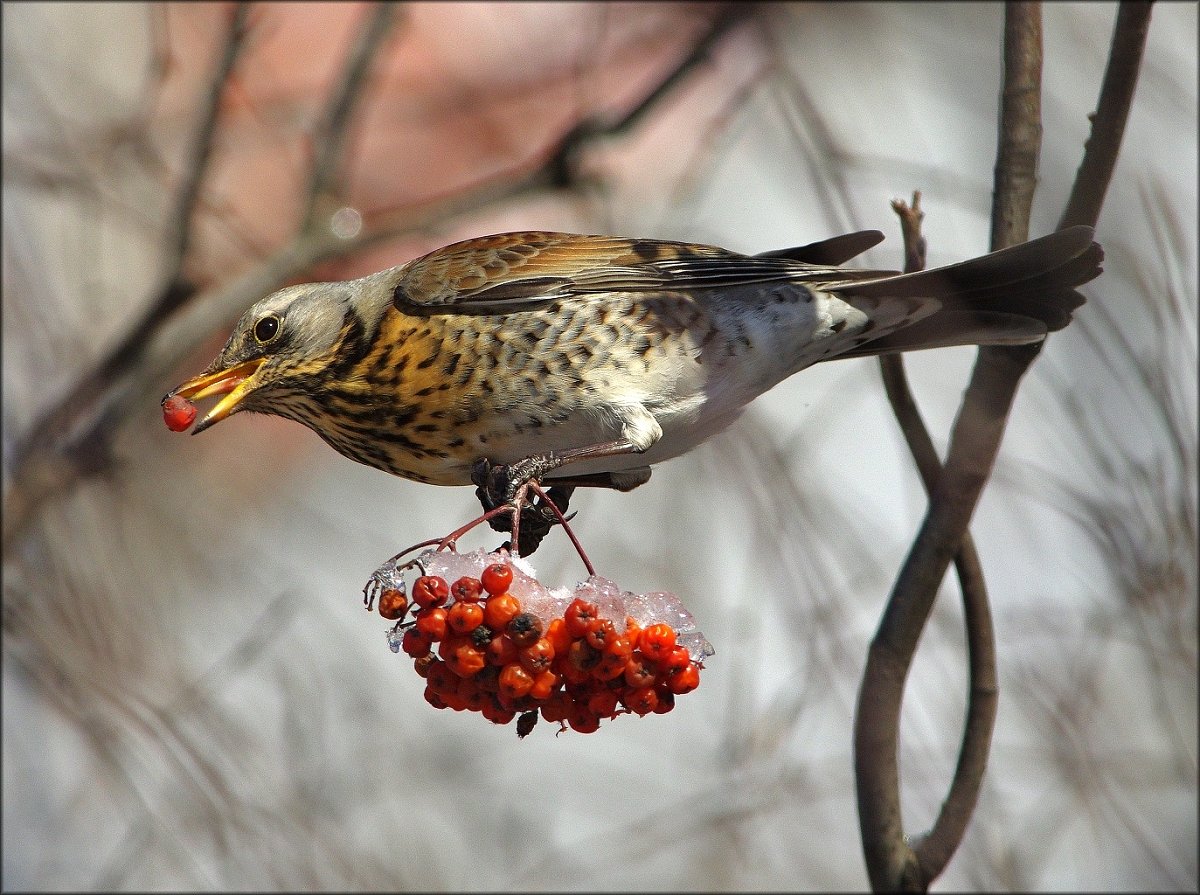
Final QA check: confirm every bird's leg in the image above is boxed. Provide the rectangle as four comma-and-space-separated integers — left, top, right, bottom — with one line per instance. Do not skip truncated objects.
472, 459, 576, 556
471, 438, 648, 556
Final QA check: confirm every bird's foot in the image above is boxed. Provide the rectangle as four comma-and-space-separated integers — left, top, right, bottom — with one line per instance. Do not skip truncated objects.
471, 457, 573, 557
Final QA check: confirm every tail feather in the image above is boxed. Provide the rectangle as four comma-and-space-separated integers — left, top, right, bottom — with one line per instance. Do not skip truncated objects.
833, 226, 1103, 357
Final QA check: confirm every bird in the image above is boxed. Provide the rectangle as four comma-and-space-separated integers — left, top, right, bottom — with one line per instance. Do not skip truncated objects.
167, 226, 1102, 504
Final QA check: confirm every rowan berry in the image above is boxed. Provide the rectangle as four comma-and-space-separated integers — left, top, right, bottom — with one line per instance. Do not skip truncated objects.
585, 617, 616, 651
450, 576, 484, 603
447, 601, 484, 635
639, 623, 676, 663
567, 707, 601, 734
545, 617, 572, 655
485, 633, 518, 666
480, 563, 513, 596
412, 575, 450, 608
592, 651, 628, 681
376, 587, 408, 620
587, 689, 619, 718
414, 607, 448, 641
506, 612, 543, 648
498, 663, 534, 699
621, 686, 659, 716
565, 598, 600, 637
624, 653, 658, 689
667, 663, 700, 694
483, 593, 521, 630
653, 687, 676, 714
446, 641, 486, 678
567, 639, 601, 674
401, 628, 432, 658
518, 637, 555, 675
662, 645, 692, 673
529, 669, 558, 701
161, 394, 197, 432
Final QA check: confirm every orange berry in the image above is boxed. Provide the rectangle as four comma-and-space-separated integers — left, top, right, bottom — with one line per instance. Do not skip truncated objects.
565, 598, 600, 637
667, 663, 700, 694
585, 617, 616, 651
486, 634, 518, 667
450, 576, 484, 603
414, 606, 448, 641
447, 641, 486, 678
480, 562, 513, 596
624, 653, 658, 689
639, 624, 676, 663
621, 686, 659, 716
653, 686, 676, 714
567, 706, 601, 733
545, 617, 572, 655
377, 587, 408, 620
518, 637, 555, 675
401, 628, 432, 658
447, 601, 484, 635
483, 593, 521, 630
499, 664, 534, 699
412, 575, 450, 608
662, 645, 691, 672
529, 669, 558, 701
587, 690, 619, 718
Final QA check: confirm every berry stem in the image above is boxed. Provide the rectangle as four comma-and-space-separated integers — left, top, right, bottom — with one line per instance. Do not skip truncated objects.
527, 481, 595, 576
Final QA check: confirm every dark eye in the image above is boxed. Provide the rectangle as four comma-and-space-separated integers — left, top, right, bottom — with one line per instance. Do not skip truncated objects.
253, 315, 281, 345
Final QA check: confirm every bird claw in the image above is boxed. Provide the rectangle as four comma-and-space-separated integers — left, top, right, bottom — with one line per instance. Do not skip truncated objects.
471, 457, 573, 556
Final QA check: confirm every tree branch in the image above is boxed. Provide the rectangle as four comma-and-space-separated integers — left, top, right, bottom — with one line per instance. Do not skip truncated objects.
303, 2, 398, 224
1060, 2, 1153, 231
856, 5, 1043, 890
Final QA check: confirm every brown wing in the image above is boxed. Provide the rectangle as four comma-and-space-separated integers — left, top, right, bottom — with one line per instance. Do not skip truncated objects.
392, 231, 899, 312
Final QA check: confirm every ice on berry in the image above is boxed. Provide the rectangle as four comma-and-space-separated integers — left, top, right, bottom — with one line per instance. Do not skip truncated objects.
365, 547, 712, 736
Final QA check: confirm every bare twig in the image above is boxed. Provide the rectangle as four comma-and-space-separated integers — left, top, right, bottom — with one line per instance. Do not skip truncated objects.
303, 2, 398, 223
856, 6, 1044, 890
1060, 2, 1153, 230
883, 202, 1002, 883
856, 2, 1152, 889
991, 2, 1043, 250
877, 195, 1000, 885
547, 4, 751, 186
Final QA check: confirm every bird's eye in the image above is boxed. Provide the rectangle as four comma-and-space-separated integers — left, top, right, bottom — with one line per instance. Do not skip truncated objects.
253, 315, 281, 345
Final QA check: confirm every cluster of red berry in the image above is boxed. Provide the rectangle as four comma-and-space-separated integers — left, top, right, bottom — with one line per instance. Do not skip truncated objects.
371, 558, 704, 736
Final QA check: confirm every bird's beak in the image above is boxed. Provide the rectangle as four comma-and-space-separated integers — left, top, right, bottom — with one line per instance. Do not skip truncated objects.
165, 358, 265, 434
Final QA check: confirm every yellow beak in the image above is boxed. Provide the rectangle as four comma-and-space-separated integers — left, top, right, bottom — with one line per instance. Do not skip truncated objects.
164, 358, 265, 434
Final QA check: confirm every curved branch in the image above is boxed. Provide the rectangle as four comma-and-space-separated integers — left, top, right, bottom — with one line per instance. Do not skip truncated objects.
856, 5, 1043, 890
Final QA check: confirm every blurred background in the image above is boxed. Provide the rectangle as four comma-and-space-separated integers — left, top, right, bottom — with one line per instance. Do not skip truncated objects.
3, 2, 1195, 890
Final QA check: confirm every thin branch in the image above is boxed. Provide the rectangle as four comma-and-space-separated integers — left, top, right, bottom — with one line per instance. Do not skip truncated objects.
303, 2, 398, 223
1060, 2, 1153, 230
991, 2, 1043, 250
856, 5, 1044, 890
547, 4, 751, 186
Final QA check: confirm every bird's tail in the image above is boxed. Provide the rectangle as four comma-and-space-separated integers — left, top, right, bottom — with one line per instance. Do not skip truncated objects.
832, 225, 1103, 358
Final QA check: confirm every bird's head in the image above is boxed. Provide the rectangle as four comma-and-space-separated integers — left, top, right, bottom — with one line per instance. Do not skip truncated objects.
166, 278, 380, 433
